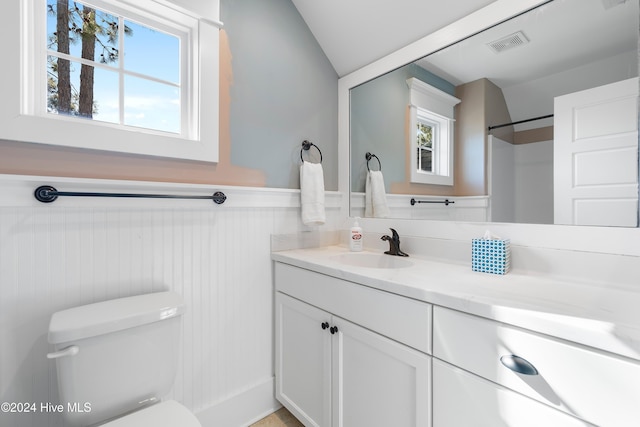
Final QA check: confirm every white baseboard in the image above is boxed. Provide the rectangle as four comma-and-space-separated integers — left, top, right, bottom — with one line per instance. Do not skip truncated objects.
196, 377, 281, 427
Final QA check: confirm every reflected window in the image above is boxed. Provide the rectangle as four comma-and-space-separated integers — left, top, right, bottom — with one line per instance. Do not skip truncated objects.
416, 120, 433, 172
407, 78, 460, 186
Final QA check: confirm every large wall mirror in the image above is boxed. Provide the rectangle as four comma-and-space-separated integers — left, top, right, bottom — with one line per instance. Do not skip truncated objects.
349, 0, 639, 227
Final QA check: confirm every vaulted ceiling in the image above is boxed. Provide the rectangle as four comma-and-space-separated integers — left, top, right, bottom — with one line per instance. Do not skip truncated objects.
291, 0, 497, 77
292, 0, 638, 125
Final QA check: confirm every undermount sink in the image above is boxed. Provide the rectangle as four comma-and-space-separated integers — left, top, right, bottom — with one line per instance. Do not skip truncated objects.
330, 252, 414, 269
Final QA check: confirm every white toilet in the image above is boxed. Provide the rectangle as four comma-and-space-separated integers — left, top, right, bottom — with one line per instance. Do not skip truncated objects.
47, 291, 201, 427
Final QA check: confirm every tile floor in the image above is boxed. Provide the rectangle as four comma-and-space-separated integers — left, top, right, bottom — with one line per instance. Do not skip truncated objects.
250, 407, 304, 427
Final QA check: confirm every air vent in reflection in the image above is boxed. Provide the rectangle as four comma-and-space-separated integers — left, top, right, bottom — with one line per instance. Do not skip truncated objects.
601, 0, 627, 9
486, 31, 529, 53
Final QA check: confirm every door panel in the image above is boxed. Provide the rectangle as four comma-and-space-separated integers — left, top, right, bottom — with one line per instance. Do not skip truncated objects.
276, 293, 331, 427
333, 317, 431, 427
554, 77, 638, 226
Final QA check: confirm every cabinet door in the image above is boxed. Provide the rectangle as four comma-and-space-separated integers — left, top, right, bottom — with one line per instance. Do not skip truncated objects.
276, 293, 332, 427
332, 316, 431, 427
433, 359, 594, 427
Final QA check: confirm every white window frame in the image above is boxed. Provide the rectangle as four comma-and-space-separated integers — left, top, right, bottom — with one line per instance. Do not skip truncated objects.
1, 0, 220, 162
407, 77, 460, 186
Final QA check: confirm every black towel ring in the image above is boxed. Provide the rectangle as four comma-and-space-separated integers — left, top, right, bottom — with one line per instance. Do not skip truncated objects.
300, 140, 323, 163
366, 152, 381, 171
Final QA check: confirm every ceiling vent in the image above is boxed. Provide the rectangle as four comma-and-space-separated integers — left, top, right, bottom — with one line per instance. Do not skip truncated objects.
601, 0, 627, 9
486, 31, 529, 54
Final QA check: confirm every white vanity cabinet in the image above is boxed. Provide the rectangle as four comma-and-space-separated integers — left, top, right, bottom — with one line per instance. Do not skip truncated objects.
274, 262, 432, 427
433, 306, 640, 427
273, 247, 640, 427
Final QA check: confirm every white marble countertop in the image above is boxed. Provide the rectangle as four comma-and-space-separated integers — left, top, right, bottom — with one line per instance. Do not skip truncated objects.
272, 245, 640, 361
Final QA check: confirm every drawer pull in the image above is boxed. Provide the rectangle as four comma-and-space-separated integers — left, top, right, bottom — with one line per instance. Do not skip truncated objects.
46, 345, 79, 359
500, 355, 539, 375
330, 326, 339, 334
321, 322, 329, 330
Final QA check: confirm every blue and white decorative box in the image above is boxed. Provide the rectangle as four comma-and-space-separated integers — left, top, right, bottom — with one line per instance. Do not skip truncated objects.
472, 236, 511, 275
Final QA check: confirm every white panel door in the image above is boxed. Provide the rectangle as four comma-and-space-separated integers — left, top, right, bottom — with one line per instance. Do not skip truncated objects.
554, 77, 638, 226
332, 316, 432, 427
276, 293, 332, 427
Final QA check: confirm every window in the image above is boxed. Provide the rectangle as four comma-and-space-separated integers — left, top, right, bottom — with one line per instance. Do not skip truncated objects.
46, 0, 182, 133
407, 77, 460, 186
415, 109, 450, 177
416, 116, 436, 174
1, 0, 220, 162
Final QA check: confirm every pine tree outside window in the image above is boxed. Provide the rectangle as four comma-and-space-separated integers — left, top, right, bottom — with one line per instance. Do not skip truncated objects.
47, 0, 181, 134
416, 120, 435, 173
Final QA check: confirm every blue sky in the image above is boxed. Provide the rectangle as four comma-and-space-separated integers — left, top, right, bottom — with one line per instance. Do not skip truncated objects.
46, 0, 181, 133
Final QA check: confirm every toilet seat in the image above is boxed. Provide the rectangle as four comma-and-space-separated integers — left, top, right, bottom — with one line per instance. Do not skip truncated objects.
100, 400, 201, 427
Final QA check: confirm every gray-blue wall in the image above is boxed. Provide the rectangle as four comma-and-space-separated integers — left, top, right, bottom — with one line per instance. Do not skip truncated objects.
222, 0, 339, 190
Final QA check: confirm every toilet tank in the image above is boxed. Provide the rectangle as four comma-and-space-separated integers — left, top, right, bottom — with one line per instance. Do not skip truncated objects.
47, 292, 186, 427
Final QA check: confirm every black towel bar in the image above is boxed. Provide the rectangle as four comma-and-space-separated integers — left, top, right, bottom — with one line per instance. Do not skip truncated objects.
34, 186, 227, 204
410, 198, 454, 206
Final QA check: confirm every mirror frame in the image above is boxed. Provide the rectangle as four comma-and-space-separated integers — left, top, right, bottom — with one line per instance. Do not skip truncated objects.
337, 0, 640, 256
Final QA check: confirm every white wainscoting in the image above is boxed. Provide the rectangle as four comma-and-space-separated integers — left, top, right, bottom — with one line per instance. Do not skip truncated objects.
0, 174, 343, 427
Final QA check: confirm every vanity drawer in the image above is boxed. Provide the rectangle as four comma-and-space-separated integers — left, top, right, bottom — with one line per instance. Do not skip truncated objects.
433, 359, 594, 427
433, 306, 640, 427
275, 262, 432, 354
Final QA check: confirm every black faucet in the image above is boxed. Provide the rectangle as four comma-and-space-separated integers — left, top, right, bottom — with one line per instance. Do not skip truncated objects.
381, 228, 409, 257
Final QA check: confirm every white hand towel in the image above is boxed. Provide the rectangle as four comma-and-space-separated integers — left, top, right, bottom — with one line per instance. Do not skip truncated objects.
365, 170, 390, 218
300, 161, 326, 226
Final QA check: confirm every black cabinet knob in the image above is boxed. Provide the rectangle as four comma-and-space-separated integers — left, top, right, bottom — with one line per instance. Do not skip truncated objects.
321, 322, 329, 330
330, 326, 339, 334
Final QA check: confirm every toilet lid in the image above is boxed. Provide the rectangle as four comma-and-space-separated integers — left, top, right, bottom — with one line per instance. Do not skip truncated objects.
100, 400, 201, 427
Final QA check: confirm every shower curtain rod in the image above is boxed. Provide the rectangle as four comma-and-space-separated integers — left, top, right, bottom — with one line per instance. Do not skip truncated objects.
488, 114, 554, 131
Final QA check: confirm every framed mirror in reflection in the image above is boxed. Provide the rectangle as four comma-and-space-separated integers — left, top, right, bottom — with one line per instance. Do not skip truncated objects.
350, 0, 639, 227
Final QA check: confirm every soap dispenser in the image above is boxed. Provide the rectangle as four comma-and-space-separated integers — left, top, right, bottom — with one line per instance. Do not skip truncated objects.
349, 217, 363, 252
